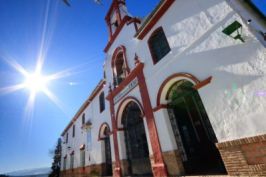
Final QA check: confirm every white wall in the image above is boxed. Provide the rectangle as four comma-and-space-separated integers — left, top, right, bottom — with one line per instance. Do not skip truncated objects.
62, 0, 266, 170
61, 85, 113, 169
136, 0, 266, 142
104, 0, 266, 145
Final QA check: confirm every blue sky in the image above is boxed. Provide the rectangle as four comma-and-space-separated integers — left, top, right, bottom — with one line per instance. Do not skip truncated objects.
251, 0, 266, 16
0, 0, 159, 174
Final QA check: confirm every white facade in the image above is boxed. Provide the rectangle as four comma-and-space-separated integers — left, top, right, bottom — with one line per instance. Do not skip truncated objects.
61, 0, 266, 176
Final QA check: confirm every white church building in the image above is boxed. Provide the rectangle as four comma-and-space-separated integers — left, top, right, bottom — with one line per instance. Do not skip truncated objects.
60, 0, 266, 176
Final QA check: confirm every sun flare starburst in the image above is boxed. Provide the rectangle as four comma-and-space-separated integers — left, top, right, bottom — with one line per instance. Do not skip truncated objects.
23, 72, 49, 93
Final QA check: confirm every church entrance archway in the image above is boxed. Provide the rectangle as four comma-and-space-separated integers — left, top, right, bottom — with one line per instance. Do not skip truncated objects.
166, 80, 226, 175
121, 101, 152, 176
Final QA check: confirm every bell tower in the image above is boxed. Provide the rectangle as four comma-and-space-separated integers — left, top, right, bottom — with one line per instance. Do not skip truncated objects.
105, 0, 129, 40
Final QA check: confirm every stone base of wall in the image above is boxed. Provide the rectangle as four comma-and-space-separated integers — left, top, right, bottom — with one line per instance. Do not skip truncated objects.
162, 150, 185, 176
216, 134, 266, 176
60, 163, 105, 177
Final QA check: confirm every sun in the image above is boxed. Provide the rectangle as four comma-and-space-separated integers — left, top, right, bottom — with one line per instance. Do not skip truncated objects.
23, 72, 49, 93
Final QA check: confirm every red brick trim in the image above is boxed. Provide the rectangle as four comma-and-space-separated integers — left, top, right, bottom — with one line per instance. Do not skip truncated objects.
216, 134, 266, 149
193, 76, 212, 90
153, 104, 168, 112
111, 45, 130, 74
216, 134, 266, 176
156, 73, 201, 106
104, 16, 132, 53
136, 0, 174, 40
98, 122, 111, 141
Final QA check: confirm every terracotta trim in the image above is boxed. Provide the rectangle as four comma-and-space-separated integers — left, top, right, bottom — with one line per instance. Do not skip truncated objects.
136, 0, 174, 40
115, 96, 145, 128
61, 80, 106, 136
127, 17, 141, 32
137, 68, 168, 176
98, 122, 111, 141
156, 73, 201, 106
127, 17, 141, 25
115, 2, 122, 25
153, 104, 168, 112
193, 76, 212, 90
60, 162, 107, 174
104, 16, 132, 53
216, 134, 266, 149
106, 63, 144, 100
107, 94, 122, 177
105, 0, 125, 21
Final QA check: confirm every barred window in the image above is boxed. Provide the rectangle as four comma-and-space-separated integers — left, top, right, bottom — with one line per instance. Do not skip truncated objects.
148, 27, 170, 64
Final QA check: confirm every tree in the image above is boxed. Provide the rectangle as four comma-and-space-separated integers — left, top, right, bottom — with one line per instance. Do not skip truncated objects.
49, 138, 62, 177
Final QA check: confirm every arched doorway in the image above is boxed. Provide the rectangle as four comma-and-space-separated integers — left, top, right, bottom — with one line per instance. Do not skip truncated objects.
103, 127, 112, 176
166, 80, 226, 175
121, 101, 152, 176
99, 124, 113, 176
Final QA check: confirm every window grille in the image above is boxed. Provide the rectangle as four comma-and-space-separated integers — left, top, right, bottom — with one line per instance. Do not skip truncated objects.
148, 27, 170, 64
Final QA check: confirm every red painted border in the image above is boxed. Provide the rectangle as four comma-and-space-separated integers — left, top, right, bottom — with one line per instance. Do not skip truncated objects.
104, 16, 132, 53
127, 17, 141, 32
115, 96, 145, 128
107, 62, 168, 176
111, 45, 130, 74
106, 63, 144, 100
136, 0, 174, 40
156, 73, 201, 106
193, 76, 212, 90
98, 122, 111, 141
105, 0, 125, 22
153, 104, 168, 112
